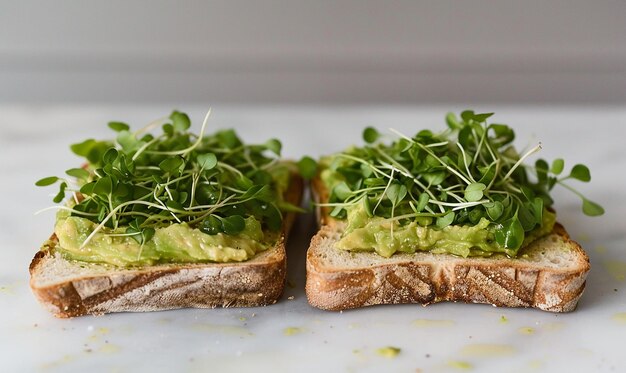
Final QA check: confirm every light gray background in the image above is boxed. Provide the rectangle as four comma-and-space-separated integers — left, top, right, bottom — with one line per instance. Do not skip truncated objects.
2, 0, 625, 104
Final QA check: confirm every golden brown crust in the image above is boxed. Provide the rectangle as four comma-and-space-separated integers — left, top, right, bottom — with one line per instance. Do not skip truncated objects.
30, 238, 287, 318
30, 172, 303, 318
305, 224, 589, 312
306, 175, 590, 313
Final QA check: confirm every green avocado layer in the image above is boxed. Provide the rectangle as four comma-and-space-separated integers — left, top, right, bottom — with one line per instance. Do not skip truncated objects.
336, 203, 555, 258
54, 210, 273, 267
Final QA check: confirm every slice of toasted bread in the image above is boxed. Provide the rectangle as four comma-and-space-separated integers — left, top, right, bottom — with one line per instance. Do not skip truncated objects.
305, 177, 590, 312
30, 173, 303, 318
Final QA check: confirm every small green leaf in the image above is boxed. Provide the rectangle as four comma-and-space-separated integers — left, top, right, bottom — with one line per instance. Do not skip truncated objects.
240, 185, 271, 201
70, 139, 97, 157
332, 182, 352, 200
235, 175, 254, 190
65, 168, 90, 180
363, 127, 380, 144
416, 193, 429, 212
116, 130, 139, 152
162, 123, 174, 136
489, 124, 515, 146
79, 181, 95, 195
264, 139, 282, 155
35, 176, 59, 186
386, 184, 407, 206
477, 164, 496, 185
53, 182, 68, 203
197, 153, 217, 170
166, 200, 184, 211
222, 215, 246, 235
363, 178, 386, 187
263, 203, 283, 231
535, 159, 549, 184
436, 211, 455, 228
531, 197, 544, 225
159, 156, 184, 173
142, 227, 155, 242
107, 121, 130, 132
582, 199, 604, 216
485, 201, 504, 221
570, 164, 591, 182
102, 148, 118, 164
473, 112, 494, 122
170, 111, 191, 132
217, 129, 242, 149
93, 176, 113, 196
518, 204, 536, 231
297, 156, 318, 180
423, 171, 446, 186
495, 216, 524, 250
201, 215, 223, 235
460, 110, 475, 122
469, 208, 484, 225
458, 126, 472, 147
551, 159, 564, 175
445, 112, 461, 129
464, 182, 486, 202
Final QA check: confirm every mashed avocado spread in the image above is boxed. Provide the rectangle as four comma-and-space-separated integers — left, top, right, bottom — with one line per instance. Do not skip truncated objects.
54, 210, 273, 267
336, 203, 555, 258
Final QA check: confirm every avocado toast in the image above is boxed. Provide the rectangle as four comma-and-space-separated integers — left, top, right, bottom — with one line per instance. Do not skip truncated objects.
306, 111, 602, 312
31, 111, 303, 317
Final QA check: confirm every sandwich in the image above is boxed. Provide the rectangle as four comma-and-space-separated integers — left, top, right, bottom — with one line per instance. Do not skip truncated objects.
305, 111, 603, 312
31, 110, 303, 317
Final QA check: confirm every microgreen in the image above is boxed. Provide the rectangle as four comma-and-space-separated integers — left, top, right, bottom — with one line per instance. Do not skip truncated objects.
36, 110, 296, 247
297, 156, 318, 180
318, 111, 603, 254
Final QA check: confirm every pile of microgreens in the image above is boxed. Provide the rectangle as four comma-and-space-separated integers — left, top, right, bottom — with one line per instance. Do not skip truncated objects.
319, 111, 604, 252
36, 110, 299, 248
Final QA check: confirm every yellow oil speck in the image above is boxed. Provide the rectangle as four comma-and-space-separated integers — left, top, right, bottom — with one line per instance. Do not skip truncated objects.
460, 344, 516, 357
352, 349, 361, 355
518, 327, 535, 335
0, 285, 13, 294
605, 260, 626, 281
283, 327, 304, 336
447, 360, 473, 370
376, 346, 401, 358
527, 359, 543, 370
40, 355, 74, 369
97, 327, 110, 335
191, 323, 254, 336
87, 334, 100, 343
611, 312, 626, 324
595, 246, 607, 254
543, 322, 565, 332
239, 317, 247, 322
348, 323, 360, 329
99, 344, 121, 354
412, 319, 455, 328
499, 315, 508, 324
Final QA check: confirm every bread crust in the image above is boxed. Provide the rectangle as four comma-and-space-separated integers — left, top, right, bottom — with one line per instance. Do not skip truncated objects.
306, 176, 590, 312
30, 172, 303, 318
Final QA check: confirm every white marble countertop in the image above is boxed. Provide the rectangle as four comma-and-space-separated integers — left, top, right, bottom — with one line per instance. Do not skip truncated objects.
1, 105, 625, 372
